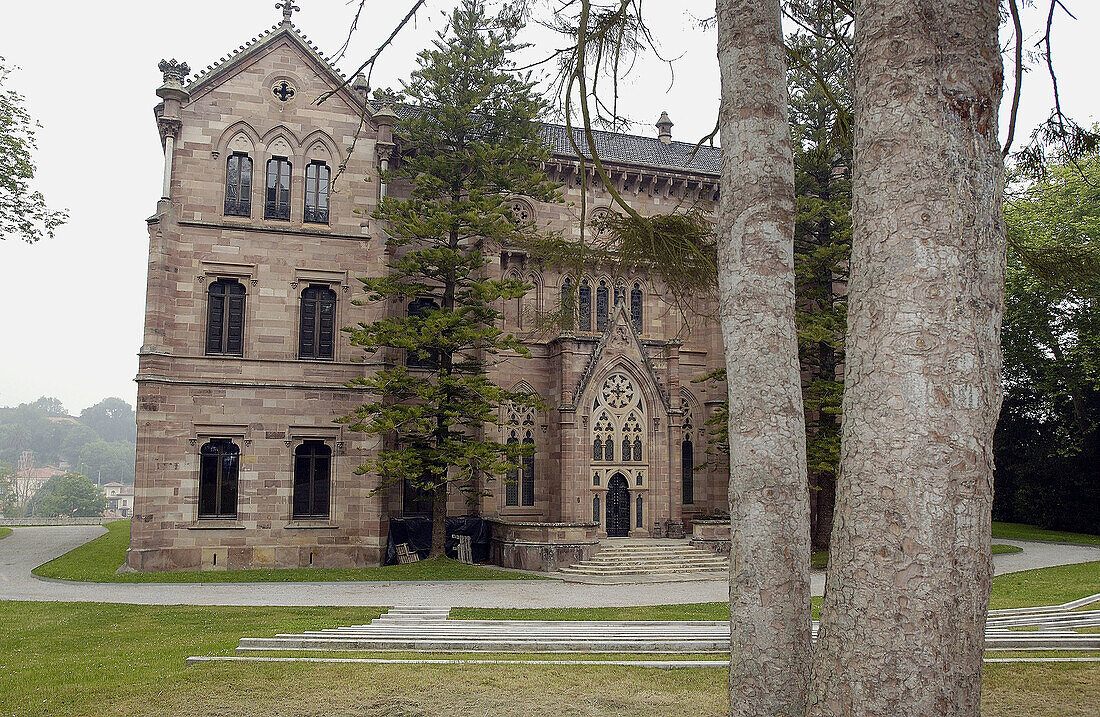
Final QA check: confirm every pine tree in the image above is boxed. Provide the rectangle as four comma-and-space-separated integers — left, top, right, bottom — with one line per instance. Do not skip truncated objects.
787, 11, 852, 551
342, 0, 557, 558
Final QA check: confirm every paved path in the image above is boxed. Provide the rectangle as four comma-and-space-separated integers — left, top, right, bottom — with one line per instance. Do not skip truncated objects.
1, 526, 1097, 608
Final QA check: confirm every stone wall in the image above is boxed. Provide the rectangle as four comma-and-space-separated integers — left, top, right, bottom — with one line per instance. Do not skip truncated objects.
689, 519, 731, 556
488, 520, 600, 572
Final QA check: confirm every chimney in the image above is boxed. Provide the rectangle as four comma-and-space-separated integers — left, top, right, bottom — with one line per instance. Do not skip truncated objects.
656, 111, 673, 144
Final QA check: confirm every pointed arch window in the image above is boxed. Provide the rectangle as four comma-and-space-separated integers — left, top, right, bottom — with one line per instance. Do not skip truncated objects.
521, 431, 535, 507
593, 495, 600, 522
299, 285, 336, 360
293, 440, 331, 519
205, 279, 246, 356
265, 157, 292, 220
596, 280, 609, 332
630, 282, 643, 332
560, 277, 574, 330
682, 410, 695, 504
304, 161, 330, 224
505, 430, 520, 507
590, 373, 647, 469
198, 438, 239, 519
224, 153, 252, 216
636, 496, 644, 528
578, 280, 592, 331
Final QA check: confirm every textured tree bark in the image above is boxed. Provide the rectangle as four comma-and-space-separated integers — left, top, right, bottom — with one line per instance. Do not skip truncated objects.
716, 2, 811, 716
808, 2, 1005, 715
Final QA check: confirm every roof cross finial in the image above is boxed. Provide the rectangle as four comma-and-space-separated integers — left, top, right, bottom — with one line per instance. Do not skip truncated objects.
276, 0, 300, 25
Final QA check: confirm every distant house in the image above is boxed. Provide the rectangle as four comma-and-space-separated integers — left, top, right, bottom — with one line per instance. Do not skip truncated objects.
103, 482, 134, 518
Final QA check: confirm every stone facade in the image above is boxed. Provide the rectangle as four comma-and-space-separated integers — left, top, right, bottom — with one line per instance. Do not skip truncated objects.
128, 13, 729, 572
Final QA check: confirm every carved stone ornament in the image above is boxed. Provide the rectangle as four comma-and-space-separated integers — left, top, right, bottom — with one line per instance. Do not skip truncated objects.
158, 59, 191, 87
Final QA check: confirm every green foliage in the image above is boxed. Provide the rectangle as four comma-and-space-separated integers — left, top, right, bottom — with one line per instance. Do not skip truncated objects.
994, 149, 1100, 534
77, 439, 135, 485
33, 520, 544, 583
79, 397, 137, 443
28, 471, 104, 517
0, 461, 17, 517
342, 1, 557, 545
0, 58, 67, 243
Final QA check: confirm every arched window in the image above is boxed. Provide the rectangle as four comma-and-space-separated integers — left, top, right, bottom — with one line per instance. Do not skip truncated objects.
560, 277, 574, 330
593, 495, 600, 522
578, 280, 592, 331
682, 437, 695, 505
299, 285, 337, 360
505, 430, 519, 507
205, 279, 246, 356
630, 282, 643, 332
622, 411, 643, 462
636, 496, 643, 528
198, 438, 239, 519
224, 153, 252, 217
304, 161, 330, 223
596, 280, 609, 331
265, 157, 292, 220
522, 431, 535, 506
293, 440, 331, 519
682, 409, 695, 504
406, 298, 439, 369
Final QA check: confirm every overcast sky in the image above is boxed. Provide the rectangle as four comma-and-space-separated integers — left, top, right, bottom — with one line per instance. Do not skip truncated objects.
0, 1, 1096, 415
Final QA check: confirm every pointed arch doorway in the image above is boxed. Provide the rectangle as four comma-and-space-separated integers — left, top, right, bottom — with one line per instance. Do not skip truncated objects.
606, 474, 630, 537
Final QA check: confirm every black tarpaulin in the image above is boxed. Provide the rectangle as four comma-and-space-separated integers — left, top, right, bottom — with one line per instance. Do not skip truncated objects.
384, 516, 491, 565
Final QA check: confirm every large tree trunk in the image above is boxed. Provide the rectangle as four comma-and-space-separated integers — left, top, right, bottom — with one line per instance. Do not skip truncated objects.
716, 2, 811, 716
808, 2, 1005, 715
430, 482, 447, 558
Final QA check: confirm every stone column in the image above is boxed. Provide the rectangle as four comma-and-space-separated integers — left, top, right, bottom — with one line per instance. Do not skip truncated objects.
155, 59, 190, 206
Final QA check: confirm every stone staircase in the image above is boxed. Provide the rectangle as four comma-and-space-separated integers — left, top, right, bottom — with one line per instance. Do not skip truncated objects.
556, 539, 728, 576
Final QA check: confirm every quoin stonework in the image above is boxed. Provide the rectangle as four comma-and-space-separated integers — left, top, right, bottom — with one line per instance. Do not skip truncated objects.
128, 8, 729, 572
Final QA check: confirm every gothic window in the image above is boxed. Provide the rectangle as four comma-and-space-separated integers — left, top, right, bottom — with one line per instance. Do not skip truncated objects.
636, 496, 643, 528
630, 282, 643, 332
406, 298, 439, 369
304, 161, 330, 224
198, 438, 239, 519
560, 277, 574, 330
509, 199, 533, 225
205, 279, 246, 356
265, 157, 292, 220
502, 399, 537, 508
593, 411, 615, 463
299, 285, 336, 360
682, 410, 695, 504
505, 430, 519, 507
292, 440, 331, 519
578, 280, 592, 331
596, 280, 609, 331
589, 373, 648, 470
593, 473, 600, 486
224, 153, 252, 217
621, 412, 643, 462
593, 495, 600, 522
522, 431, 535, 507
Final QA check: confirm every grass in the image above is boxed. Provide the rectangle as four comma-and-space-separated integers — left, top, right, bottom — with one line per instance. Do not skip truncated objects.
32, 519, 544, 583
989, 561, 1100, 610
0, 526, 10, 539
0, 600, 1094, 717
993, 521, 1100, 546
992, 543, 1024, 555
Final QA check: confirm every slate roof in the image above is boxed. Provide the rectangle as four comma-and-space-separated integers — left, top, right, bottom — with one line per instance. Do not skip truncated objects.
540, 124, 720, 176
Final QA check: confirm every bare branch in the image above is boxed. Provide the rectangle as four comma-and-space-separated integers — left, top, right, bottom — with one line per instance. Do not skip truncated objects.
1003, 0, 1023, 157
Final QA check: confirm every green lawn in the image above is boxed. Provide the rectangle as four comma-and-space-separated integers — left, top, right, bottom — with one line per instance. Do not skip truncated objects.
0, 526, 11, 539
0, 600, 1094, 716
988, 561, 1100, 610
32, 520, 543, 583
993, 521, 1100, 546
992, 543, 1024, 555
